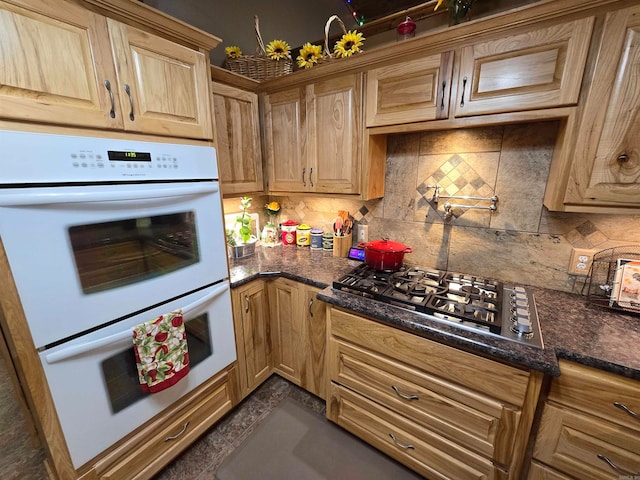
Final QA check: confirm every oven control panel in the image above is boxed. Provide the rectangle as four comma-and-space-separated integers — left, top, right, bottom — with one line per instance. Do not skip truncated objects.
0, 129, 218, 184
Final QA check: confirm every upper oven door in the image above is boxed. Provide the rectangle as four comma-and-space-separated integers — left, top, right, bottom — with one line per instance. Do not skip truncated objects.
0, 181, 227, 348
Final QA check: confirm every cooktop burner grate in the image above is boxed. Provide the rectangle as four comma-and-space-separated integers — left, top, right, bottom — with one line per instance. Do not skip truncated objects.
333, 264, 543, 347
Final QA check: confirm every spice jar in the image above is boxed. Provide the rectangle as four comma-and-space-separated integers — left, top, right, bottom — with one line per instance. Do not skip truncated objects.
310, 228, 323, 250
322, 232, 334, 251
296, 224, 311, 247
281, 220, 298, 245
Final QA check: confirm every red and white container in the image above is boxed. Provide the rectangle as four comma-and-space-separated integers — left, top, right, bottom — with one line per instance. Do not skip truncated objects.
281, 220, 298, 245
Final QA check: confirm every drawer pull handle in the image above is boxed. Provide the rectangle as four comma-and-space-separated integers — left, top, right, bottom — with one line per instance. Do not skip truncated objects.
392, 385, 419, 400
244, 295, 250, 313
104, 80, 116, 118
308, 298, 314, 317
124, 84, 135, 121
389, 433, 415, 450
597, 454, 636, 476
165, 421, 190, 442
614, 401, 640, 419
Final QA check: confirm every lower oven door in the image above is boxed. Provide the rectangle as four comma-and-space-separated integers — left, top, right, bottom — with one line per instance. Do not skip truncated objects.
0, 181, 227, 348
39, 281, 235, 469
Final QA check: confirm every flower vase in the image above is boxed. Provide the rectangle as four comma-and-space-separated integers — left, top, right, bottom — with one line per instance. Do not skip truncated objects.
448, 0, 475, 25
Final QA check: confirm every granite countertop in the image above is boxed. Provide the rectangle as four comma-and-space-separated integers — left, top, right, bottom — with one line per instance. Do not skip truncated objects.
228, 245, 640, 381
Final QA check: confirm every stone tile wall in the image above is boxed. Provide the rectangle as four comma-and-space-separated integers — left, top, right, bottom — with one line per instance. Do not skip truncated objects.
262, 122, 640, 293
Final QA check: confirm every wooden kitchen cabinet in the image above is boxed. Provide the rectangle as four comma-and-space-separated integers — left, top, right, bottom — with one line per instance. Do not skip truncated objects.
268, 278, 326, 399
546, 6, 640, 211
327, 307, 543, 480
211, 82, 264, 195
366, 52, 454, 127
0, 0, 213, 139
530, 360, 640, 480
231, 280, 271, 397
83, 366, 239, 480
454, 17, 594, 118
264, 73, 371, 196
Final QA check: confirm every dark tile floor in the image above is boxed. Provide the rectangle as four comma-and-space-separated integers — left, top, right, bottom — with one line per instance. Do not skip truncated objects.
154, 375, 326, 480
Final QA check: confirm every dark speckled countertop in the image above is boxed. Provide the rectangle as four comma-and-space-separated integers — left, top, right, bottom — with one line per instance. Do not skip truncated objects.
228, 246, 640, 380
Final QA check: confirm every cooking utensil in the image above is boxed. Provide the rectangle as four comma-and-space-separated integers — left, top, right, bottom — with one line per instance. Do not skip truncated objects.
357, 238, 413, 271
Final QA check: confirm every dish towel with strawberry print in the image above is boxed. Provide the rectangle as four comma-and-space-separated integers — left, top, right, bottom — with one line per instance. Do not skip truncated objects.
132, 309, 190, 393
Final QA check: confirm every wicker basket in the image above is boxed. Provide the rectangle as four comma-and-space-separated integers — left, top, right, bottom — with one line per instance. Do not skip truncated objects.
320, 15, 348, 63
223, 15, 293, 82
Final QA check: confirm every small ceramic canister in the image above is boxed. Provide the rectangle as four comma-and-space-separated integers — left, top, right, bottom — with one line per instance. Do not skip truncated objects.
281, 220, 298, 245
310, 228, 323, 249
296, 224, 311, 247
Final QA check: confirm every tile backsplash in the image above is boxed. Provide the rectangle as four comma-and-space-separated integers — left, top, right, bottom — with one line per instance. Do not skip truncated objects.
225, 122, 640, 293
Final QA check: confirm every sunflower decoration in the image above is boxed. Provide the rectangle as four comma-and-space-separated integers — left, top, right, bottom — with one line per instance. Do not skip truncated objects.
264, 201, 281, 217
224, 46, 242, 59
266, 39, 291, 60
297, 43, 323, 69
334, 30, 365, 59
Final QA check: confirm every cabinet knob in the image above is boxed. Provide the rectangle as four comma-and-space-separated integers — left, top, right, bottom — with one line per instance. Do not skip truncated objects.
617, 153, 629, 164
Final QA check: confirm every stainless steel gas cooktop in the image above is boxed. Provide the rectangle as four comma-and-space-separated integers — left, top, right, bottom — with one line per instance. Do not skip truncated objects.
333, 264, 544, 348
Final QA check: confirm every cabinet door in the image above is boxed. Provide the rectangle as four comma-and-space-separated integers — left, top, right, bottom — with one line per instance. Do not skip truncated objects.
232, 280, 271, 396
107, 19, 213, 140
0, 0, 122, 129
366, 52, 454, 127
308, 74, 362, 194
455, 17, 594, 117
212, 82, 264, 195
264, 87, 308, 192
301, 285, 326, 399
577, 7, 640, 205
268, 278, 302, 384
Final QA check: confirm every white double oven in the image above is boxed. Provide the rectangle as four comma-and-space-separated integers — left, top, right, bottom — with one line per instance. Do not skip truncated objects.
0, 130, 236, 469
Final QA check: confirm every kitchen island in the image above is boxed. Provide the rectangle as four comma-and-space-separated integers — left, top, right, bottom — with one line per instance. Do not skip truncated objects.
228, 245, 640, 380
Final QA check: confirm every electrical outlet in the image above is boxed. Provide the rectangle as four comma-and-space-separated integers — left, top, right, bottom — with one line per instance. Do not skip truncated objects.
568, 248, 597, 276
358, 224, 369, 243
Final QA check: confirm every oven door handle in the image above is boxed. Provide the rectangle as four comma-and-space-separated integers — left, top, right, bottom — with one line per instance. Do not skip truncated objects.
44, 282, 229, 364
0, 183, 218, 207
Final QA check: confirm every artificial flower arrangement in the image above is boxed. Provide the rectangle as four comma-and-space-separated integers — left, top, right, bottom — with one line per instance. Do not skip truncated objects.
261, 201, 282, 246
223, 16, 293, 81
297, 15, 365, 70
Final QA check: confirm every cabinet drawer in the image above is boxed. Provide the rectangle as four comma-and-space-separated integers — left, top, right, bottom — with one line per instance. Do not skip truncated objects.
96, 369, 235, 480
330, 338, 520, 464
550, 361, 640, 434
533, 403, 640, 480
527, 461, 573, 480
329, 383, 504, 480
329, 307, 530, 406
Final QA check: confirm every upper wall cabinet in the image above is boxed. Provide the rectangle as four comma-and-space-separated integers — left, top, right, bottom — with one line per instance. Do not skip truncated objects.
562, 6, 640, 209
264, 73, 362, 195
107, 20, 213, 139
0, 0, 212, 140
455, 17, 594, 117
366, 52, 454, 127
211, 82, 264, 195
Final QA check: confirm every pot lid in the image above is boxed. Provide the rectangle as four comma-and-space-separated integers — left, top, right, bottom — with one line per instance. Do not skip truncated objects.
282, 220, 298, 226
364, 238, 410, 252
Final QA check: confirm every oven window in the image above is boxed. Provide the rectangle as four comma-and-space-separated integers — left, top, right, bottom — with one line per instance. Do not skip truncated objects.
102, 314, 212, 414
69, 212, 199, 294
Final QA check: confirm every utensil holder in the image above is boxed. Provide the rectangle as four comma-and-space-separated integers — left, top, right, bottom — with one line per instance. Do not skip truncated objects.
333, 233, 352, 257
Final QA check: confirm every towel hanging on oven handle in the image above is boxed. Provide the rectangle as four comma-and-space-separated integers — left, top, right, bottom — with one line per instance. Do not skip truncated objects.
44, 282, 229, 364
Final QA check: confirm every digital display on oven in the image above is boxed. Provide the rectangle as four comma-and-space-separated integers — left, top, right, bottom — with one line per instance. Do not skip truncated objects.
107, 150, 152, 162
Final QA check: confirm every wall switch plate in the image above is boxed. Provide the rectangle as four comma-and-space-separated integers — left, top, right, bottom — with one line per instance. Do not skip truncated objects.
358, 224, 369, 243
568, 248, 597, 276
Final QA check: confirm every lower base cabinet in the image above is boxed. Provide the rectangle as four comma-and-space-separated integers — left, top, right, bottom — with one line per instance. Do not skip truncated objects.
79, 365, 239, 480
529, 360, 640, 480
327, 306, 543, 480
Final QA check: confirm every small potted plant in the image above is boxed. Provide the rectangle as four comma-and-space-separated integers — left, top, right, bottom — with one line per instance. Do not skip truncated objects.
227, 196, 258, 258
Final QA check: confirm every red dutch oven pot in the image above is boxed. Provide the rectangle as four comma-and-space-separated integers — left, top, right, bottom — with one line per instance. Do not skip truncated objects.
357, 238, 413, 271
